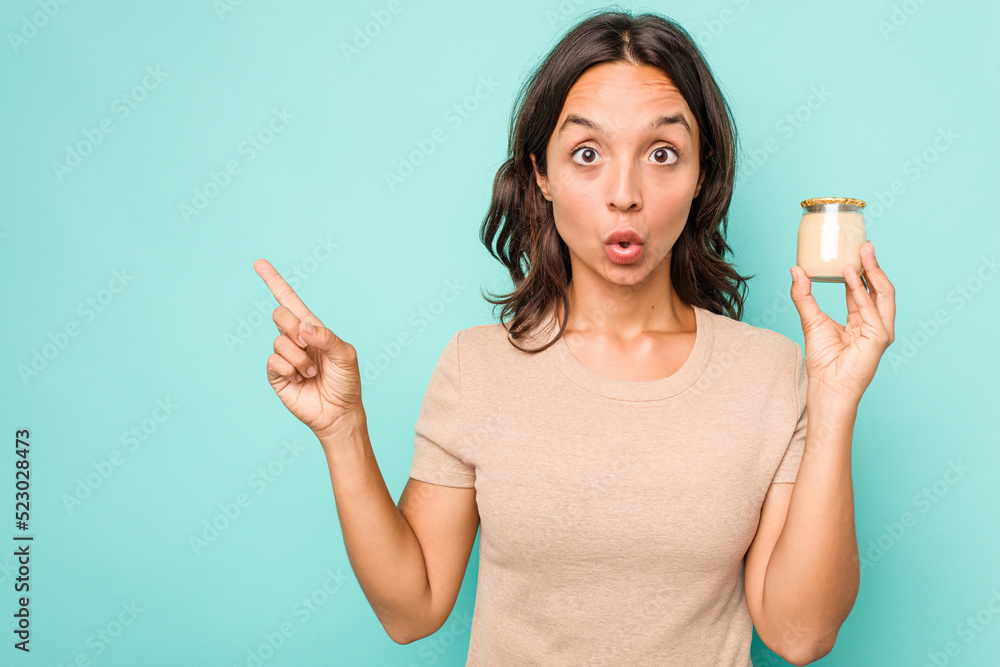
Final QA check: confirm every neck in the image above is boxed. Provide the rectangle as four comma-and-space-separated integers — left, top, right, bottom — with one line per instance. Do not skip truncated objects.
556, 272, 694, 339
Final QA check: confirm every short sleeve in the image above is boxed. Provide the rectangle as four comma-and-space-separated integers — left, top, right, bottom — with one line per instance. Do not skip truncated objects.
408, 330, 476, 488
771, 343, 808, 484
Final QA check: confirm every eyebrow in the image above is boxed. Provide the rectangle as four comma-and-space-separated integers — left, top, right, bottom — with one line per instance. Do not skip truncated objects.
557, 113, 693, 139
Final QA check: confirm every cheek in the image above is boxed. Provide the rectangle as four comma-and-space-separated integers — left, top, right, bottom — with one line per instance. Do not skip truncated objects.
550, 195, 595, 252
549, 166, 583, 198
653, 186, 690, 211
549, 171, 596, 219
656, 169, 700, 208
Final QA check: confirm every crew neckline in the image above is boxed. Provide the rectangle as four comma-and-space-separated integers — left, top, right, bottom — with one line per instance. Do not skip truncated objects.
542, 304, 715, 401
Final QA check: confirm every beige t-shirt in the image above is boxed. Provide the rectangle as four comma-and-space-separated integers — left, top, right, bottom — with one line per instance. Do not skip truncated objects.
408, 304, 808, 666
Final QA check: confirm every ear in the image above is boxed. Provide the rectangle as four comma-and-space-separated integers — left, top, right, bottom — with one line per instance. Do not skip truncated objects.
530, 153, 552, 201
694, 168, 706, 198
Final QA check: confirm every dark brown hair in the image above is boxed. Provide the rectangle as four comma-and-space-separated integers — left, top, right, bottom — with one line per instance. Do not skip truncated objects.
479, 9, 753, 352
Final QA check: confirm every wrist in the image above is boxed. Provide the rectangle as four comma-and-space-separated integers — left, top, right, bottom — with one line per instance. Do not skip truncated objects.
315, 407, 368, 450
806, 381, 860, 417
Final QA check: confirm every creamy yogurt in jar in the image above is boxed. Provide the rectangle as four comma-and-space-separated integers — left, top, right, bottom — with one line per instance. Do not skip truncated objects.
796, 197, 867, 282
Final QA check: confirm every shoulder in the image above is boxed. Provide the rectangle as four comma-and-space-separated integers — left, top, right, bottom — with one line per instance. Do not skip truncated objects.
454, 318, 552, 355
700, 307, 803, 365
446, 318, 560, 385
430, 320, 514, 356
697, 309, 805, 413
451, 322, 519, 374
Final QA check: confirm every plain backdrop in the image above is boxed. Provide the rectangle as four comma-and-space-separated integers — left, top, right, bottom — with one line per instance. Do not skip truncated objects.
2, 0, 998, 665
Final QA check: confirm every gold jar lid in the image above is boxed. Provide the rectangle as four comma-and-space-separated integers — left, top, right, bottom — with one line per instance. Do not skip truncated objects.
800, 197, 867, 208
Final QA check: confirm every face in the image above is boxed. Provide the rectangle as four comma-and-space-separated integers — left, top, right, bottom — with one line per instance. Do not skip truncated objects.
531, 61, 705, 287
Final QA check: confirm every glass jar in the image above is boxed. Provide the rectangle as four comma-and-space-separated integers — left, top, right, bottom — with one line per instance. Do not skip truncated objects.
796, 197, 868, 282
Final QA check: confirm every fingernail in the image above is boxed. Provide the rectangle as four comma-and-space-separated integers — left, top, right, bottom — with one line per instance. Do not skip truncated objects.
790, 267, 797, 282
297, 335, 307, 347
306, 365, 317, 377
302, 321, 315, 334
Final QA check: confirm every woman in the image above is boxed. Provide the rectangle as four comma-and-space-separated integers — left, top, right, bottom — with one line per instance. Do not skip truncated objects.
254, 10, 895, 666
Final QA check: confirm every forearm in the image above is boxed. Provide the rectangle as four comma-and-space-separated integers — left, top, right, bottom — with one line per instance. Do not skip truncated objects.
760, 386, 861, 658
319, 408, 432, 642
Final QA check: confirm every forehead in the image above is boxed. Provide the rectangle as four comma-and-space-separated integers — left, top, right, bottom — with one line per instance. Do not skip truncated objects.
558, 62, 696, 138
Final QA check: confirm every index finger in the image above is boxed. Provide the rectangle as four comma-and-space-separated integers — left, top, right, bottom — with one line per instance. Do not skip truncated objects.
858, 243, 895, 341
253, 258, 323, 326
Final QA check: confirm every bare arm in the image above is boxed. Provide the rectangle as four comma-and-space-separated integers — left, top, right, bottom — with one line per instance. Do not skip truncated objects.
320, 408, 479, 644
251, 259, 478, 645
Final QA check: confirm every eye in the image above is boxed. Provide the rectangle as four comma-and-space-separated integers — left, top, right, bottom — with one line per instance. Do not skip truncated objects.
570, 145, 600, 165
569, 144, 681, 166
650, 145, 680, 165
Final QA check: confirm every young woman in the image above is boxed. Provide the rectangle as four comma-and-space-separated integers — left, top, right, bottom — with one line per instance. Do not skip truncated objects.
254, 10, 895, 666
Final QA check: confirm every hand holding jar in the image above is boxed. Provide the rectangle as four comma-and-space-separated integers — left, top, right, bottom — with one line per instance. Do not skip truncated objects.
789, 196, 896, 408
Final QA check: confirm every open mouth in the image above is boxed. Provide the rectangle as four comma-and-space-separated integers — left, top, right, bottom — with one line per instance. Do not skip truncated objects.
605, 240, 644, 264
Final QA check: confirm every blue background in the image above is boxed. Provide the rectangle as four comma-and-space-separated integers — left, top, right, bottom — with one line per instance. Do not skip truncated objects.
2, 0, 998, 665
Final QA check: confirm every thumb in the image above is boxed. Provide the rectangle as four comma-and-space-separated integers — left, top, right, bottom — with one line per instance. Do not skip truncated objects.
300, 320, 351, 363
789, 266, 824, 331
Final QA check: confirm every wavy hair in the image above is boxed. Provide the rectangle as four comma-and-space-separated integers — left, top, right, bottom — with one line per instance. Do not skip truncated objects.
479, 9, 753, 352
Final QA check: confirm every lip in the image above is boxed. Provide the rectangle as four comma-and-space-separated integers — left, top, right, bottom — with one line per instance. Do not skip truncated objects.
604, 229, 644, 246
605, 240, 644, 264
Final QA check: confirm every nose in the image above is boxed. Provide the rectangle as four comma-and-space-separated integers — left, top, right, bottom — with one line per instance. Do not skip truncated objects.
606, 158, 642, 212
